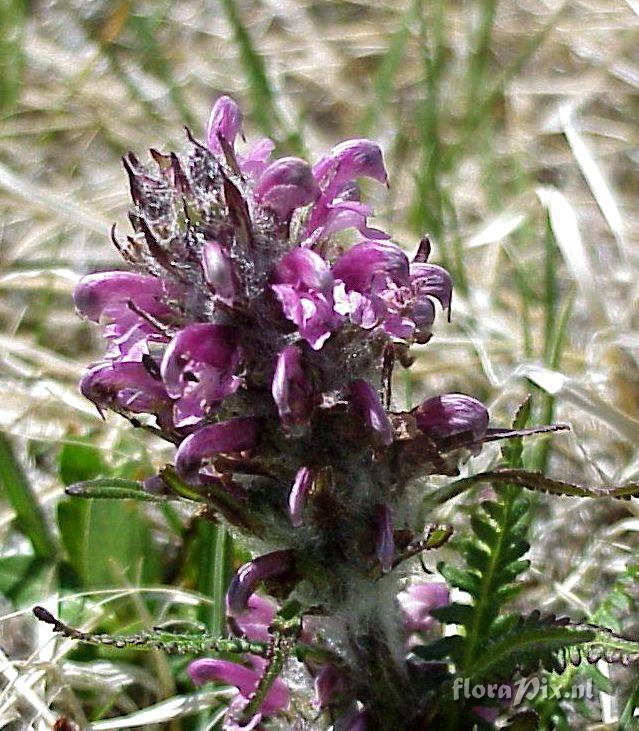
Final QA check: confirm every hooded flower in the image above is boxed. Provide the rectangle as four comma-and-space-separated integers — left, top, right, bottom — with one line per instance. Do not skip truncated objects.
175, 417, 258, 482
161, 324, 242, 427
226, 550, 295, 618
80, 361, 171, 423
254, 157, 319, 219
74, 271, 176, 358
288, 466, 314, 527
415, 393, 489, 442
348, 379, 393, 446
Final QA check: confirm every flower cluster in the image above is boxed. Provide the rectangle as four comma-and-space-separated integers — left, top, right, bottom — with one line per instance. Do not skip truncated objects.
75, 96, 492, 729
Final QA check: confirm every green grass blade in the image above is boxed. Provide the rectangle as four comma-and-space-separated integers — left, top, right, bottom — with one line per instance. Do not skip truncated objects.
0, 431, 58, 559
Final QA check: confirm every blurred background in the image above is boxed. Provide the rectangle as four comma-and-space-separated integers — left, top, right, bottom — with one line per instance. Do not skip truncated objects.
0, 0, 638, 728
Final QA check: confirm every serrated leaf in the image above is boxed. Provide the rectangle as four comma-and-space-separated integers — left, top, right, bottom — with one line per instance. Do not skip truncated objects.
439, 563, 481, 596
413, 635, 465, 662
470, 514, 498, 546
430, 602, 475, 627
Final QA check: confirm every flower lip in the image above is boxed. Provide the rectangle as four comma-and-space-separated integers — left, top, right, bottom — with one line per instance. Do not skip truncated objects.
188, 657, 289, 717
271, 345, 316, 428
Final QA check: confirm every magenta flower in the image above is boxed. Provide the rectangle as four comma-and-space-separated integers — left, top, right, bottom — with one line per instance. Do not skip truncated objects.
201, 241, 237, 304
270, 248, 340, 349
175, 417, 258, 482
415, 393, 489, 442
80, 361, 171, 423
188, 656, 289, 726
226, 550, 295, 617
312, 139, 388, 194
74, 271, 176, 358
161, 324, 242, 427
254, 157, 319, 219
397, 582, 450, 633
232, 594, 277, 642
206, 95, 242, 154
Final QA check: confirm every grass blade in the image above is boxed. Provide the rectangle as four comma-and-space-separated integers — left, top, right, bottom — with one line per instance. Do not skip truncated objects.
0, 431, 58, 559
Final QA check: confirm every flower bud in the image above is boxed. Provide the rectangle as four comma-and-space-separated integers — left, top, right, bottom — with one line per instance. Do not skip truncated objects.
415, 393, 489, 441
206, 95, 242, 154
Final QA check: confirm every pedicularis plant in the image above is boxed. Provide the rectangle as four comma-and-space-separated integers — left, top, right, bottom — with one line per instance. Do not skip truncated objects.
36, 97, 639, 730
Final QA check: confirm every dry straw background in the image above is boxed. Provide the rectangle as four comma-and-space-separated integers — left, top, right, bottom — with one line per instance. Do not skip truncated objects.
0, 0, 638, 728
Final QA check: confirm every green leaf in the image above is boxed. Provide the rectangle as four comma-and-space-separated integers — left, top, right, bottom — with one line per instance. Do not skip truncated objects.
57, 440, 161, 587
430, 603, 475, 627
66, 478, 167, 503
438, 563, 481, 596
0, 431, 58, 559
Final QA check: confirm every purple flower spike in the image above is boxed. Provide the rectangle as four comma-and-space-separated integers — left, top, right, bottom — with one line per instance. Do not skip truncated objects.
375, 504, 395, 573
348, 379, 393, 447
313, 139, 388, 194
80, 361, 169, 417
226, 550, 294, 617
201, 241, 237, 304
161, 324, 242, 427
254, 157, 320, 218
272, 346, 315, 428
175, 417, 258, 481
271, 248, 340, 350
415, 393, 489, 441
288, 466, 314, 526
332, 240, 410, 294
397, 582, 450, 633
206, 95, 242, 154
188, 658, 289, 717
233, 594, 277, 642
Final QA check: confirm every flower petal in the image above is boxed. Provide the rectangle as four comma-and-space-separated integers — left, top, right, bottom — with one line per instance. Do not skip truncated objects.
348, 379, 393, 446
226, 550, 294, 617
415, 393, 489, 441
288, 466, 314, 527
332, 240, 409, 294
175, 417, 258, 481
271, 346, 315, 428
206, 96, 242, 153
397, 582, 450, 633
255, 157, 320, 218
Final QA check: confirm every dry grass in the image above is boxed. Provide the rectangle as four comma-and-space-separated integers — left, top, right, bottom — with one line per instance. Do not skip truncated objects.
0, 0, 638, 728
